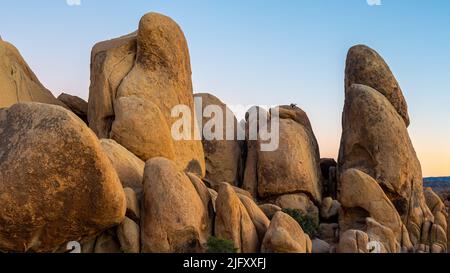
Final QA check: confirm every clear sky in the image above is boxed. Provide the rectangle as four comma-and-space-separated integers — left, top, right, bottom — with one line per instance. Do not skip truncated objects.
1, 0, 449, 176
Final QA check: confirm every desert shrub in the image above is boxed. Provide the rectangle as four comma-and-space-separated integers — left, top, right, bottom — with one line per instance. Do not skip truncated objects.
206, 236, 237, 253
282, 208, 319, 238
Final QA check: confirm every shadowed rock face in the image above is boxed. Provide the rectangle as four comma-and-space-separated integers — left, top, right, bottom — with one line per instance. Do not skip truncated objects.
345, 45, 410, 127
0, 103, 126, 253
0, 40, 66, 109
194, 93, 243, 186
88, 12, 205, 176
57, 93, 88, 123
338, 84, 433, 246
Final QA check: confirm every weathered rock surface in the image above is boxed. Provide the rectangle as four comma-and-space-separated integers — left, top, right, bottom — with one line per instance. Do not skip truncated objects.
88, 12, 205, 176
339, 169, 411, 251
215, 183, 259, 253
261, 211, 312, 253
312, 238, 331, 253
141, 158, 211, 253
338, 84, 433, 246
320, 197, 341, 220
345, 45, 410, 126
258, 204, 282, 220
88, 32, 137, 138
243, 105, 322, 201
110, 96, 176, 162
336, 230, 369, 253
424, 188, 448, 252
0, 103, 126, 252
274, 193, 319, 224
237, 194, 270, 241
194, 93, 242, 185
124, 187, 140, 222
117, 217, 140, 253
0, 40, 66, 109
319, 223, 339, 244
57, 93, 88, 123
100, 139, 145, 196
94, 231, 121, 253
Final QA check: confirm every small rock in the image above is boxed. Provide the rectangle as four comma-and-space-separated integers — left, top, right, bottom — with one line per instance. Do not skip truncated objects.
312, 239, 331, 253
124, 187, 140, 223
117, 217, 140, 253
258, 204, 282, 219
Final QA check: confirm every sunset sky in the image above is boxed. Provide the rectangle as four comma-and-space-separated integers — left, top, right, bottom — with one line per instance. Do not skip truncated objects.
0, 0, 449, 176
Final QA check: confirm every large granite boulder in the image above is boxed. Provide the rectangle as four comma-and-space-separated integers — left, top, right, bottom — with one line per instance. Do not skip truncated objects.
338, 84, 433, 246
141, 158, 211, 253
88, 12, 205, 176
0, 103, 126, 252
345, 45, 410, 126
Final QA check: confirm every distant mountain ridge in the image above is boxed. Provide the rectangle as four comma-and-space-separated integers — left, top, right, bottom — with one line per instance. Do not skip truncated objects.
424, 177, 450, 183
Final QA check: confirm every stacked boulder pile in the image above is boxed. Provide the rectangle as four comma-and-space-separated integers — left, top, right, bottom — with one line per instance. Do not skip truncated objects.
0, 12, 447, 253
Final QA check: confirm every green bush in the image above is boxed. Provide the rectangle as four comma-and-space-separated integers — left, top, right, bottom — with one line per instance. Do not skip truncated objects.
206, 236, 237, 253
282, 208, 319, 238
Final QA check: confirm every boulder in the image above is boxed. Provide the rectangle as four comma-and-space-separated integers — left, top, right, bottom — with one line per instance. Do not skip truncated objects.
141, 158, 211, 253
261, 211, 312, 253
88, 12, 205, 176
94, 231, 121, 253
312, 239, 331, 254
110, 95, 176, 162
338, 84, 433, 245
274, 193, 319, 224
194, 93, 242, 185
320, 197, 341, 220
215, 183, 259, 253
319, 223, 339, 244
244, 105, 322, 201
88, 32, 137, 138
0, 40, 66, 109
124, 187, 140, 222
57, 93, 88, 123
237, 194, 270, 241
336, 230, 369, 253
366, 217, 400, 253
100, 139, 145, 196
186, 173, 215, 227
345, 45, 410, 126
0, 103, 126, 253
258, 204, 282, 220
117, 217, 140, 253
339, 169, 409, 250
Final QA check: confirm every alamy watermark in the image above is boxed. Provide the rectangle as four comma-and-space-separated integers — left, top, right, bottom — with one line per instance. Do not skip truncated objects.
171, 97, 280, 152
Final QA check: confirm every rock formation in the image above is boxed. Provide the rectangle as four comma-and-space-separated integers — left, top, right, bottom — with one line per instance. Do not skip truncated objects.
57, 93, 88, 123
88, 12, 205, 176
215, 183, 259, 253
345, 45, 410, 126
243, 105, 323, 204
338, 83, 433, 249
0, 103, 126, 252
261, 212, 312, 253
0, 40, 66, 109
141, 158, 212, 253
194, 93, 243, 186
100, 139, 145, 197
0, 12, 447, 255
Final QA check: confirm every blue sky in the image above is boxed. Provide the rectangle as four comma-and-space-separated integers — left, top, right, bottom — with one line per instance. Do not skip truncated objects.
1, 0, 449, 176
